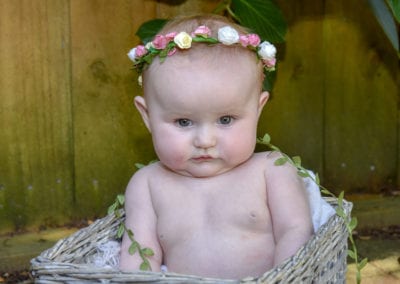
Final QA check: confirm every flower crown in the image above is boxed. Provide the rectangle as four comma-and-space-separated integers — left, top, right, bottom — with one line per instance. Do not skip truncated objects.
127, 25, 277, 85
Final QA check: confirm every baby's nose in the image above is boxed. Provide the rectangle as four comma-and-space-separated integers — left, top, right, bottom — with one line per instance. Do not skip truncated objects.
193, 126, 217, 149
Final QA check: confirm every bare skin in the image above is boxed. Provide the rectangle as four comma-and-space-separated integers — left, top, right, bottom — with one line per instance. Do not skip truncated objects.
120, 16, 313, 279
120, 152, 312, 279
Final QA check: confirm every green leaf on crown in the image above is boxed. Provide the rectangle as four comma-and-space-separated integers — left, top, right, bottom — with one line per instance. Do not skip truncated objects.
136, 19, 168, 44
231, 0, 287, 43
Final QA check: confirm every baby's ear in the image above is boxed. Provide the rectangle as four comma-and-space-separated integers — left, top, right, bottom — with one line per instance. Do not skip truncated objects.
134, 96, 151, 132
258, 91, 269, 115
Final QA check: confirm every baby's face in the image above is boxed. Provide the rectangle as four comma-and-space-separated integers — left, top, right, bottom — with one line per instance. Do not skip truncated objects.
139, 54, 268, 177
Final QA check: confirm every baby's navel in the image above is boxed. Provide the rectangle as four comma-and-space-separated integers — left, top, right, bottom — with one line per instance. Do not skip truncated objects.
249, 211, 257, 219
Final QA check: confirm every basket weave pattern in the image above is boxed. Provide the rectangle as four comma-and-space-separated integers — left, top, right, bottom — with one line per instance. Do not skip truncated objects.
31, 197, 352, 283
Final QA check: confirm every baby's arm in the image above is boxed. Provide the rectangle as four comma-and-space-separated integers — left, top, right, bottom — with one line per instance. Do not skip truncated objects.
265, 152, 313, 267
119, 167, 163, 272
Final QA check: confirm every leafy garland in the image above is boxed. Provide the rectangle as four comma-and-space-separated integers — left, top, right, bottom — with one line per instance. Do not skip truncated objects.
108, 133, 367, 283
108, 194, 154, 271
257, 133, 367, 284
133, 0, 285, 92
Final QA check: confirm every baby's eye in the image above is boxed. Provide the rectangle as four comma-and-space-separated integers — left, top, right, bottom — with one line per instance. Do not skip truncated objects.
175, 118, 193, 127
218, 116, 234, 125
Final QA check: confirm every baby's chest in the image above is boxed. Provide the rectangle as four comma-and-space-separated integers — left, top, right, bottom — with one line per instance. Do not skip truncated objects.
154, 181, 271, 243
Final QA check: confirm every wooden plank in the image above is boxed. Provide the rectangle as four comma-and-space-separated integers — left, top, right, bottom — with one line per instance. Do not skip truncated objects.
68, 0, 233, 219
156, 0, 217, 18
70, 0, 160, 218
0, 0, 73, 232
259, 0, 326, 175
323, 0, 398, 193
0, 0, 397, 231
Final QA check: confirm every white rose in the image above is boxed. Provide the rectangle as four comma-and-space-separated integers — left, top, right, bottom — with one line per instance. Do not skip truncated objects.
145, 42, 153, 49
174, 32, 192, 49
258, 41, 276, 59
127, 48, 137, 62
218, 26, 240, 45
137, 75, 143, 87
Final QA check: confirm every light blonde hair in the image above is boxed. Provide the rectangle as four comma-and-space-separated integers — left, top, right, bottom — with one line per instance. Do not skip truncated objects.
143, 14, 264, 89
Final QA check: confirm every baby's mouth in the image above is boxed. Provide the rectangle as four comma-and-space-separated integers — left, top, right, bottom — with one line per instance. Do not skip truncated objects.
192, 155, 214, 162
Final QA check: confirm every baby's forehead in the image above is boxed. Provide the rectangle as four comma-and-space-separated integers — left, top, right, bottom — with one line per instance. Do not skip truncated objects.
162, 43, 257, 66
144, 53, 261, 104
144, 44, 262, 86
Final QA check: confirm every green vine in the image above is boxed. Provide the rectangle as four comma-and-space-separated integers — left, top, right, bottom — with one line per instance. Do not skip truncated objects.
108, 134, 367, 281
107, 194, 154, 271
257, 133, 368, 284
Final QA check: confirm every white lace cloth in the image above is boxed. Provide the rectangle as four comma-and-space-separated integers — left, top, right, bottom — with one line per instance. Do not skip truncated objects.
304, 170, 336, 232
89, 240, 121, 268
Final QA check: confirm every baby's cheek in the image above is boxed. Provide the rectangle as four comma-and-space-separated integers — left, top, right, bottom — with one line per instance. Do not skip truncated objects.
226, 134, 254, 158
164, 153, 187, 169
155, 142, 187, 168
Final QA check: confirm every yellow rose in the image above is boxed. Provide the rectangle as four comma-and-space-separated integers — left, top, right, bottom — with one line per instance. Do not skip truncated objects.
174, 32, 192, 49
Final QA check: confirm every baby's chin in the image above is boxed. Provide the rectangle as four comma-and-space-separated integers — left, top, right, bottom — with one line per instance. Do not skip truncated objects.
164, 163, 239, 178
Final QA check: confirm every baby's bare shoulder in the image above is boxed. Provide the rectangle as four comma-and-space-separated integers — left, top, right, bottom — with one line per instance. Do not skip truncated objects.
251, 151, 299, 178
125, 162, 163, 195
130, 161, 163, 178
251, 151, 285, 167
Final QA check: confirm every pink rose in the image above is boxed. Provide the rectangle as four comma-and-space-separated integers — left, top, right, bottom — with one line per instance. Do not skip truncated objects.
168, 47, 177, 56
247, 34, 261, 47
263, 57, 276, 68
135, 45, 147, 57
240, 34, 261, 47
239, 35, 250, 47
193, 25, 211, 37
165, 32, 177, 41
152, 35, 168, 49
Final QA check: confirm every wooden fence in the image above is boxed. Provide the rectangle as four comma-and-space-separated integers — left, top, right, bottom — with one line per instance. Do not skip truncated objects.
0, 0, 398, 232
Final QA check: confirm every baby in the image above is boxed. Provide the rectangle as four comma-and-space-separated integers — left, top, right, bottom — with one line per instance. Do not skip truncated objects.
120, 14, 313, 280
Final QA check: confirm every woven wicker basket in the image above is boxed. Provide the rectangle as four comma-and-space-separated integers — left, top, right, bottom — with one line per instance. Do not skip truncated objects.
31, 197, 352, 284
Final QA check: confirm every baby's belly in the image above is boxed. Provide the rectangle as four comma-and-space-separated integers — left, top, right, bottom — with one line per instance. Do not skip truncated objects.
160, 227, 275, 279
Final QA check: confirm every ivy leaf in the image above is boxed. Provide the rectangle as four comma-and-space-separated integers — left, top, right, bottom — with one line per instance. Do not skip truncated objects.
231, 0, 287, 43
141, 247, 155, 257
127, 229, 135, 240
292, 156, 302, 167
140, 261, 151, 271
117, 224, 125, 238
338, 191, 344, 208
356, 271, 362, 284
347, 249, 356, 259
336, 207, 345, 219
274, 157, 287, 166
321, 188, 331, 196
107, 202, 117, 215
297, 170, 309, 178
135, 163, 144, 169
129, 242, 138, 255
117, 194, 125, 205
349, 217, 358, 231
315, 173, 320, 185
136, 19, 168, 44
262, 133, 271, 144
358, 257, 368, 270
